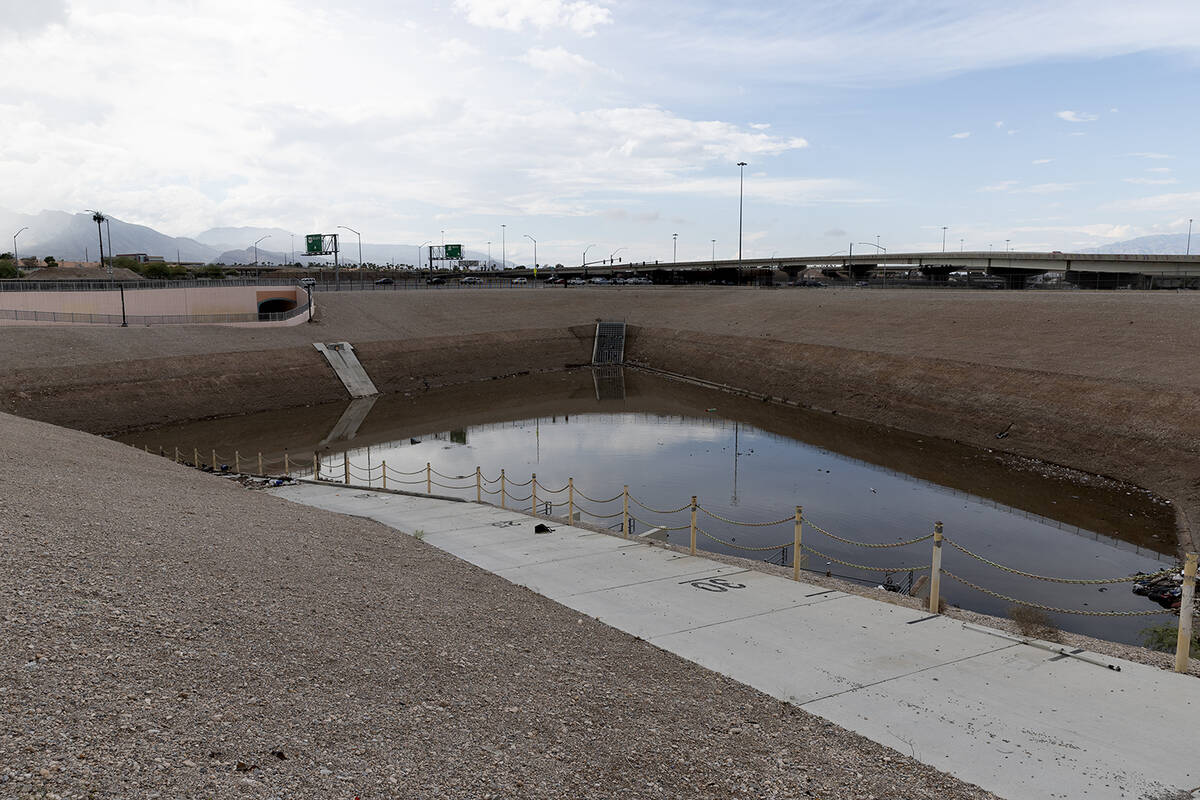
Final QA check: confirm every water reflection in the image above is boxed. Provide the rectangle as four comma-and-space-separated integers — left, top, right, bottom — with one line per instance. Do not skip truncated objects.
122, 367, 1179, 645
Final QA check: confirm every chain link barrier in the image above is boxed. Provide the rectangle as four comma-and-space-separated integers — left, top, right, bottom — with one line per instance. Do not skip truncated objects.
806, 520, 934, 549
697, 505, 793, 527
943, 537, 1175, 585
697, 527, 792, 552
628, 496, 692, 515
939, 569, 1169, 617
801, 542, 930, 574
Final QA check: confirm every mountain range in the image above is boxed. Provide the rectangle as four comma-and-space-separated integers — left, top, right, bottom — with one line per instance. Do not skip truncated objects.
3, 208, 1196, 265
0, 210, 501, 267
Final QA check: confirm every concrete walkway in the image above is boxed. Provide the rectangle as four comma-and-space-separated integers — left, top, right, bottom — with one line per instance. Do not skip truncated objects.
270, 483, 1200, 800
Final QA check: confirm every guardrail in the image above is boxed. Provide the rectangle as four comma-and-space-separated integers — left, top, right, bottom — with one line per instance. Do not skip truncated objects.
0, 278, 299, 292
0, 300, 310, 326
145, 443, 1199, 672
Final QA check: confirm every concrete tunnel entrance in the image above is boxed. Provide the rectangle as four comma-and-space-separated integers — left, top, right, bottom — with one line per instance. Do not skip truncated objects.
257, 297, 298, 318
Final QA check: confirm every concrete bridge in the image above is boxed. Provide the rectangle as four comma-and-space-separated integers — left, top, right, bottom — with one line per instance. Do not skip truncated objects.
540, 251, 1200, 288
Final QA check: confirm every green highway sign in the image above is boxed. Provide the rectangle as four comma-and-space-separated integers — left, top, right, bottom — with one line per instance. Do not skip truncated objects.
305, 234, 325, 255
445, 244, 463, 259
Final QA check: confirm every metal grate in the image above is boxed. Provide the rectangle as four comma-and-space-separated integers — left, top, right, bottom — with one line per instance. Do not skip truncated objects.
592, 320, 626, 364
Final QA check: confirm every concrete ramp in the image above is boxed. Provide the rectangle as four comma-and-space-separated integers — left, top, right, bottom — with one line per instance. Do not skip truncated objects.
318, 395, 379, 446
313, 341, 378, 398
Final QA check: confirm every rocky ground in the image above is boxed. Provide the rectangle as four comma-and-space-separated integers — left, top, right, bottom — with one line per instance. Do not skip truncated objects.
1, 411, 1000, 799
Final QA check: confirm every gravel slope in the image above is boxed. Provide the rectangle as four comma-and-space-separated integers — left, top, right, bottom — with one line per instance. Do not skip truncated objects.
0, 412, 998, 799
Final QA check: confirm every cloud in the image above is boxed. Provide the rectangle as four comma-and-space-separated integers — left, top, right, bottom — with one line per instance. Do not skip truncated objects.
979, 181, 1019, 192
0, 0, 68, 37
1056, 110, 1098, 123
1123, 177, 1178, 185
824, 228, 847, 238
1032, 158, 1053, 164
994, 121, 1004, 128
950, 131, 971, 139
519, 46, 611, 77
1146, 167, 1172, 173
454, 0, 612, 34
1128, 152, 1172, 159
1105, 192, 1200, 212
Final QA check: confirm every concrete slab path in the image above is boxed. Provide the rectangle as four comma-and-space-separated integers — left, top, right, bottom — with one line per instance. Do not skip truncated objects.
270, 483, 1200, 800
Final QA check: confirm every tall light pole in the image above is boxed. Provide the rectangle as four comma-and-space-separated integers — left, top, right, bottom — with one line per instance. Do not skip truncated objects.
672, 233, 678, 263
253, 235, 270, 267
960, 238, 964, 252
338, 225, 362, 267
418, 240, 430, 272
583, 243, 595, 268
711, 238, 716, 268
290, 234, 295, 265
737, 161, 748, 264
13, 226, 28, 269
487, 241, 492, 268
1188, 218, 1194, 256
609, 247, 625, 265
1005, 238, 1011, 252
501, 224, 506, 270
524, 234, 537, 276
87, 211, 107, 276
941, 226, 948, 252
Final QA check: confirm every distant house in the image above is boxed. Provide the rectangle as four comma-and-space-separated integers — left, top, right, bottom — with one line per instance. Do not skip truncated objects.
115, 253, 165, 264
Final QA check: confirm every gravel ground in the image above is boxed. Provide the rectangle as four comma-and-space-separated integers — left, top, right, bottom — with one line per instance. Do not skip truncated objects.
1, 411, 1000, 799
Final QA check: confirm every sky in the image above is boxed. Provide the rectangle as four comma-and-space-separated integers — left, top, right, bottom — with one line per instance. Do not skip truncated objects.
2, 0, 1199, 265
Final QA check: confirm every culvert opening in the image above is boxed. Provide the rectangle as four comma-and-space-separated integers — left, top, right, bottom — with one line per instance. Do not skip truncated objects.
258, 297, 297, 318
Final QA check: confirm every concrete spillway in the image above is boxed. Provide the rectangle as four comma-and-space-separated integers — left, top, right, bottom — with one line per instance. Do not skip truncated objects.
313, 341, 378, 398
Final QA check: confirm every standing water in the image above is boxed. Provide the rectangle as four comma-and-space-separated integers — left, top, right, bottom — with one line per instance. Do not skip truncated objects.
123, 368, 1178, 645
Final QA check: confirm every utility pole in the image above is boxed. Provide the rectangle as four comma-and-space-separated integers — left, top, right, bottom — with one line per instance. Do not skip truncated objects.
941, 226, 948, 252
673, 233, 678, 263
1188, 218, 1194, 256
501, 224, 506, 270
737, 162, 748, 264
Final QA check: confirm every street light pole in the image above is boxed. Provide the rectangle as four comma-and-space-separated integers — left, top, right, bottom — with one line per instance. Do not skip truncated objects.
524, 234, 537, 277
609, 247, 625, 266
338, 226, 362, 267
87, 211, 106, 276
711, 238, 716, 267
583, 243, 595, 269
1188, 218, 1194, 256
13, 226, 28, 270
1006, 239, 1011, 252
419, 240, 430, 273
501, 224, 506, 270
737, 161, 748, 264
487, 241, 491, 268
254, 235, 270, 267
672, 233, 678, 264
942, 226, 948, 253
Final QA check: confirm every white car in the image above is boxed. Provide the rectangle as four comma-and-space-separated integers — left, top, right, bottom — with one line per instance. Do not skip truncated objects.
511, 277, 527, 285
298, 277, 317, 286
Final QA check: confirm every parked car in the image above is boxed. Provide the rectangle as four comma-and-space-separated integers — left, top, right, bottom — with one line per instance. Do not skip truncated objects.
460, 276, 483, 285
426, 276, 446, 285
511, 277, 527, 285
566, 278, 586, 286
589, 277, 611, 285
545, 276, 565, 284
374, 277, 394, 285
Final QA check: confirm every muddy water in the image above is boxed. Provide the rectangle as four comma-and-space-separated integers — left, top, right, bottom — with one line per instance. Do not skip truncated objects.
122, 368, 1179, 645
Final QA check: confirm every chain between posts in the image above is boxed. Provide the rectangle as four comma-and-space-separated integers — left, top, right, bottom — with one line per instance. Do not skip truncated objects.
697, 527, 792, 552
801, 542, 930, 574
939, 569, 1169, 617
806, 520, 934, 549
943, 537, 1175, 584
696, 505, 793, 527
629, 496, 693, 515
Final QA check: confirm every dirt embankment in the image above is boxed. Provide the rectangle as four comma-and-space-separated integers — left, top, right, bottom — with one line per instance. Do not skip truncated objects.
2, 287, 1198, 549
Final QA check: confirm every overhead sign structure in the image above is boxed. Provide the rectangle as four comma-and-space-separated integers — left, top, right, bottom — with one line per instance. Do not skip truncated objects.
306, 234, 339, 256
445, 244, 463, 260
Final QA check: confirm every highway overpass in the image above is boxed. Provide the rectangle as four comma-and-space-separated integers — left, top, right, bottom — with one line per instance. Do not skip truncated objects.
541, 251, 1200, 288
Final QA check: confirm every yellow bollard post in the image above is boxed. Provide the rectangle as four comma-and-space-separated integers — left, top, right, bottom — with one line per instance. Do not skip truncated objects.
929, 521, 944, 613
174, 447, 180, 464
568, 478, 575, 524
258, 452, 263, 476
793, 506, 803, 582
622, 485, 629, 538
145, 445, 149, 453
193, 448, 199, 467
500, 469, 507, 509
381, 460, 387, 490
689, 496, 698, 555
426, 462, 432, 494
211, 450, 217, 471
344, 452, 350, 485
1175, 552, 1198, 673
235, 450, 240, 473
284, 452, 290, 477
476, 467, 482, 503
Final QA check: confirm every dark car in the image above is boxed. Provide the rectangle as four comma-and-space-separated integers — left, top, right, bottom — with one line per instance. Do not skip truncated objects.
426, 276, 446, 285
374, 277, 394, 285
